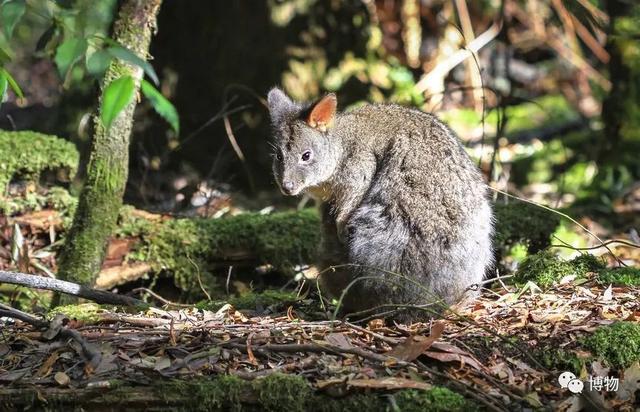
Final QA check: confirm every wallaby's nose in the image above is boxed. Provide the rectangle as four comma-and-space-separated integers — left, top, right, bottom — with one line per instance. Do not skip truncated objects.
282, 181, 295, 194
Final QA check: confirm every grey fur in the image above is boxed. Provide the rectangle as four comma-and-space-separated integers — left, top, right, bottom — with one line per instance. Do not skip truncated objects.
267, 88, 494, 322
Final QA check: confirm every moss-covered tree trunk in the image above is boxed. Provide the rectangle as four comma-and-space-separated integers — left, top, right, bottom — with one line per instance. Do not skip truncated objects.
596, 0, 640, 192
55, 0, 162, 305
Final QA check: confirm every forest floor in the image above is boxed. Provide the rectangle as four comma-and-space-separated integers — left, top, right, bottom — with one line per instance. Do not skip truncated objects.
0, 272, 639, 411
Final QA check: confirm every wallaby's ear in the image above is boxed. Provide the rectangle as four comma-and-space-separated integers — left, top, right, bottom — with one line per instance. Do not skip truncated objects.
307, 93, 337, 132
267, 87, 295, 123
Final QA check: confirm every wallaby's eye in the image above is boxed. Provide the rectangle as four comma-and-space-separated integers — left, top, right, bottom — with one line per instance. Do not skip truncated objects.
301, 150, 312, 162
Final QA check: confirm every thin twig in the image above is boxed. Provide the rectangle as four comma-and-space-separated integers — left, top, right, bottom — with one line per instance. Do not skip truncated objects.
131, 287, 191, 308
551, 238, 640, 251
223, 341, 409, 366
186, 253, 211, 301
474, 274, 515, 286
343, 321, 401, 345
223, 115, 255, 193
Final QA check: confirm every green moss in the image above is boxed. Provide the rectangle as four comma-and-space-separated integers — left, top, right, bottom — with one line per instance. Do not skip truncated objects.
143, 209, 321, 292
49, 303, 103, 323
393, 387, 469, 412
584, 322, 640, 369
493, 202, 560, 257
255, 373, 312, 412
597, 267, 640, 286
55, 149, 130, 294
0, 131, 79, 193
537, 348, 584, 375
515, 251, 604, 288
515, 250, 638, 289
155, 375, 249, 412
195, 374, 247, 412
115, 205, 155, 238
0, 186, 78, 219
570, 253, 606, 273
316, 394, 385, 412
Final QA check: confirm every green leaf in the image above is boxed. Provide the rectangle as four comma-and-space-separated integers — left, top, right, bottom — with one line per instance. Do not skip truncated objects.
0, 67, 23, 98
54, 37, 88, 78
1, 0, 26, 39
141, 79, 180, 134
0, 71, 7, 108
106, 45, 159, 85
100, 75, 135, 129
0, 44, 13, 64
86, 49, 112, 75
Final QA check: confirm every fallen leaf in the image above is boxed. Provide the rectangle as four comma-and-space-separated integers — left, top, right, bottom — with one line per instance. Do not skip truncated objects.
104, 237, 135, 265
387, 321, 444, 362
428, 341, 469, 355
488, 361, 515, 383
523, 391, 543, 408
424, 350, 484, 371
54, 371, 70, 387
0, 344, 9, 357
154, 356, 172, 371
559, 274, 577, 285
618, 362, 640, 401
246, 332, 259, 366
347, 377, 432, 390
368, 319, 385, 330
326, 333, 354, 350
35, 351, 60, 378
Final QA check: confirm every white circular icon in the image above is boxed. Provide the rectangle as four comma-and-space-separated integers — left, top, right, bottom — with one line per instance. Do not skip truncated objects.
558, 371, 576, 388
567, 379, 584, 394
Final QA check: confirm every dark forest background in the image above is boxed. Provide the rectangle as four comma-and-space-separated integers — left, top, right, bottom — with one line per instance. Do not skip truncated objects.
2, 0, 636, 224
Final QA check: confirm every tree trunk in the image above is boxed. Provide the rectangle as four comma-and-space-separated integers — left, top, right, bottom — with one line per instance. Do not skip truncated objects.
596, 0, 640, 191
55, 0, 163, 305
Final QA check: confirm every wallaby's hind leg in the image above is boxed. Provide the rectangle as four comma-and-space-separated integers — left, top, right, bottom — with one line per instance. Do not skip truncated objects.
317, 202, 388, 315
317, 203, 354, 304
338, 202, 419, 313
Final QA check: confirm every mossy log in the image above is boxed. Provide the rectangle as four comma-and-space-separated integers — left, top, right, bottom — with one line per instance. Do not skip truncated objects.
55, 0, 163, 303
124, 202, 558, 293
140, 209, 321, 292
0, 374, 468, 412
0, 131, 78, 193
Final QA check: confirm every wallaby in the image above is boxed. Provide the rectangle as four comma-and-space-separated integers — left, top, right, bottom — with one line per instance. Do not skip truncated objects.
267, 88, 494, 322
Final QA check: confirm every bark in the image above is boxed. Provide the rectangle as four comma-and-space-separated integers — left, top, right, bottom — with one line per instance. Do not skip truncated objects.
55, 0, 163, 305
0, 270, 145, 306
598, 0, 640, 177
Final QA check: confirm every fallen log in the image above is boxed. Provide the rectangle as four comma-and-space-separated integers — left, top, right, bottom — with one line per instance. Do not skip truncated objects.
0, 271, 145, 307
